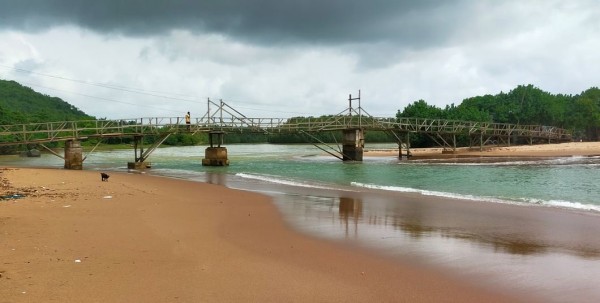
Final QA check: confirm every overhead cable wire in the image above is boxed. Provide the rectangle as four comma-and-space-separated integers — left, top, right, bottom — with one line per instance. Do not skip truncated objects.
17, 81, 182, 114
0, 64, 198, 102
2, 65, 330, 117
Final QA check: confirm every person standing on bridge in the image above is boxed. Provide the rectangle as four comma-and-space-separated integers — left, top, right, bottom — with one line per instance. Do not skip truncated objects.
185, 111, 191, 131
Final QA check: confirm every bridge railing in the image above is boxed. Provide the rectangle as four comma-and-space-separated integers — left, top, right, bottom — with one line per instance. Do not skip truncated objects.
0, 115, 571, 146
0, 118, 183, 145
195, 115, 569, 141
389, 117, 570, 140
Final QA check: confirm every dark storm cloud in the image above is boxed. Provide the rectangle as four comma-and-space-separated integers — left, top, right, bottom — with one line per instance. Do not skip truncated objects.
0, 0, 468, 47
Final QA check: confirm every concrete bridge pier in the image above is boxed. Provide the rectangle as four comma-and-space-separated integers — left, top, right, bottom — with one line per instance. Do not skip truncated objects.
398, 132, 411, 159
128, 135, 151, 169
202, 131, 229, 166
342, 128, 364, 161
64, 140, 83, 170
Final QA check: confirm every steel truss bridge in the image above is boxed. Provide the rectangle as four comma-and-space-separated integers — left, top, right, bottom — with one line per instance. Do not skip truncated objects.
0, 94, 572, 163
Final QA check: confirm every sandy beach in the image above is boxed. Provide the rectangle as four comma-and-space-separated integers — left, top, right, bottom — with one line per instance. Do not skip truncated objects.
365, 141, 600, 158
2, 141, 600, 302
0, 168, 528, 302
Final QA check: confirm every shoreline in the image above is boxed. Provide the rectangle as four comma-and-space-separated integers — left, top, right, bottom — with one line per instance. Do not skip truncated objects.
2, 142, 599, 302
364, 141, 600, 159
0, 167, 532, 302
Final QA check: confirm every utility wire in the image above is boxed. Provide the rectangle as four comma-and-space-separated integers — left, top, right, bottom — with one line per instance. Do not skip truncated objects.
0, 64, 198, 102
1, 65, 325, 117
17, 81, 182, 114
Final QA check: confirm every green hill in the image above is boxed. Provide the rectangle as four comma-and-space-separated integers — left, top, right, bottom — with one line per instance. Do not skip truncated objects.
397, 85, 600, 142
0, 79, 205, 151
0, 79, 94, 125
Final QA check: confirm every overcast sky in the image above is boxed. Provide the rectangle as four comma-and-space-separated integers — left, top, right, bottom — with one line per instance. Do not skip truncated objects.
0, 0, 598, 119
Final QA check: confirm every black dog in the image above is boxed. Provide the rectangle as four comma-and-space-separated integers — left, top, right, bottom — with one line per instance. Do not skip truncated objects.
100, 172, 110, 182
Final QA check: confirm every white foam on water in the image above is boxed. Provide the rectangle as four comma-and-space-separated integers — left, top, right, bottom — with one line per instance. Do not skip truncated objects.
350, 182, 600, 212
538, 200, 600, 212
236, 173, 355, 192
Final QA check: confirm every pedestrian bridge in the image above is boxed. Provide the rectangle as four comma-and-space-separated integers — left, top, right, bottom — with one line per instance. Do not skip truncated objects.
0, 96, 571, 169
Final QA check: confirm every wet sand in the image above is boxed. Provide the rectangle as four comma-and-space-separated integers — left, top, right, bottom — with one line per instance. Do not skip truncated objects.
240, 173, 600, 303
0, 168, 526, 302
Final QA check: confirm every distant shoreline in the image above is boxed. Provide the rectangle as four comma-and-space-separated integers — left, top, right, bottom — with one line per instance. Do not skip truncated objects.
365, 141, 600, 159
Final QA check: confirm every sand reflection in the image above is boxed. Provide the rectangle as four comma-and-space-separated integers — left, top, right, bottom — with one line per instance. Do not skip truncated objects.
273, 191, 600, 259
338, 197, 362, 238
205, 172, 227, 186
269, 189, 600, 303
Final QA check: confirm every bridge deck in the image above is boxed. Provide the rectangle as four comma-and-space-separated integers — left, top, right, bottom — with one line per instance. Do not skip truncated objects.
0, 115, 571, 147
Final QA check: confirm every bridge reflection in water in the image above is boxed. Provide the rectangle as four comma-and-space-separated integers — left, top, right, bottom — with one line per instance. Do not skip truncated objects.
338, 197, 363, 238
293, 194, 599, 257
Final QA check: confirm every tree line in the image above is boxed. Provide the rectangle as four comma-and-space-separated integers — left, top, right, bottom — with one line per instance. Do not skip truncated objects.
396, 85, 600, 146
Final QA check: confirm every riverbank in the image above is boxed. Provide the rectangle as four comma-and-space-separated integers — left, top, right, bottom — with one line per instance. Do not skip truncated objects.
365, 141, 600, 158
0, 168, 526, 302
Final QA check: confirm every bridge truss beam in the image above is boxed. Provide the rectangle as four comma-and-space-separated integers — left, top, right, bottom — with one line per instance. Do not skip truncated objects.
0, 93, 572, 166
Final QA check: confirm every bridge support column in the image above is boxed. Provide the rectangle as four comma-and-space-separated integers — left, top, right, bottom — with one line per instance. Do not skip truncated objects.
480, 132, 483, 151
202, 131, 229, 166
128, 161, 151, 169
64, 140, 83, 170
398, 132, 411, 159
128, 135, 151, 169
342, 128, 364, 161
